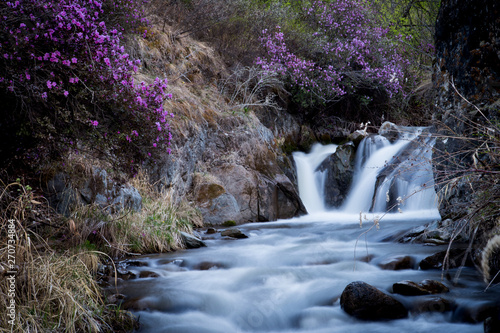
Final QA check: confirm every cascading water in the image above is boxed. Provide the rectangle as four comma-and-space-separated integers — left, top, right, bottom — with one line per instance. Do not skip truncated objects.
293, 144, 338, 213
117, 124, 494, 333
294, 125, 439, 219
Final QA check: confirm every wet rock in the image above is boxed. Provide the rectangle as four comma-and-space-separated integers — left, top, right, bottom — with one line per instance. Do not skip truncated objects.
485, 315, 500, 333
419, 279, 450, 294
340, 281, 408, 320
378, 255, 415, 270
411, 297, 452, 314
125, 260, 149, 267
221, 228, 248, 239
419, 249, 474, 270
180, 231, 207, 248
122, 297, 153, 311
378, 122, 400, 142
393, 280, 449, 296
205, 227, 217, 234
347, 130, 367, 146
317, 142, 356, 208
139, 270, 160, 278
194, 262, 226, 270
393, 281, 430, 296
452, 302, 498, 323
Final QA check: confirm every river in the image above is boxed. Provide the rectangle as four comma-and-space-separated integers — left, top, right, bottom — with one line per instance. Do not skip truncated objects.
118, 127, 498, 332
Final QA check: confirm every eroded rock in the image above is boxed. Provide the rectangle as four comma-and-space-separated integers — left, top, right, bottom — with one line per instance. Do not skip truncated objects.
340, 281, 408, 320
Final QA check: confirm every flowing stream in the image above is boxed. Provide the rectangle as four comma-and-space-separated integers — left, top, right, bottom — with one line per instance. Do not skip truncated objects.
119, 129, 498, 333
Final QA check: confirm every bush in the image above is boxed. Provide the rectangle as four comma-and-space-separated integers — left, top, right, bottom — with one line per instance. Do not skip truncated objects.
0, 0, 173, 172
256, 0, 412, 111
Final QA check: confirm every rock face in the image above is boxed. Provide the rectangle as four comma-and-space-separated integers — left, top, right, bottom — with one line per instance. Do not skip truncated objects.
154, 107, 306, 225
432, 0, 500, 220
340, 281, 408, 321
45, 168, 142, 216
317, 142, 356, 208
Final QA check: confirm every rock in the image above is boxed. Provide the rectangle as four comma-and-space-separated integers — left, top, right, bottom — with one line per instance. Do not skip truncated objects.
481, 235, 500, 284
419, 279, 450, 294
485, 315, 500, 333
317, 142, 356, 208
138, 270, 159, 278
180, 231, 207, 248
221, 228, 248, 239
205, 227, 217, 234
452, 302, 498, 323
393, 281, 430, 296
107, 293, 126, 304
378, 122, 400, 142
340, 281, 408, 320
122, 297, 153, 311
411, 297, 452, 314
194, 262, 226, 270
45, 173, 78, 216
419, 249, 474, 270
124, 260, 149, 267
393, 280, 449, 296
378, 255, 415, 270
347, 130, 367, 146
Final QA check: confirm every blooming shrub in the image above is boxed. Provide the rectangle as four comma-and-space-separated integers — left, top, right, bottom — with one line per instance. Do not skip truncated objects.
0, 0, 172, 170
256, 0, 412, 108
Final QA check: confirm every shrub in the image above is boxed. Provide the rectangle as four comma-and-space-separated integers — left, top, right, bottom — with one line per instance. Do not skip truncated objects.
0, 0, 173, 172
256, 0, 413, 111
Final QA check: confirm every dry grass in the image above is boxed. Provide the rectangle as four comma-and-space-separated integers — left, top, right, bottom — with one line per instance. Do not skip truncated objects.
0, 179, 136, 333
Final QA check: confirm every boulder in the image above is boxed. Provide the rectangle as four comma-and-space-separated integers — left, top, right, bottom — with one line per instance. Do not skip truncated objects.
138, 271, 160, 278
221, 228, 248, 239
393, 280, 449, 296
411, 297, 452, 314
340, 281, 408, 320
180, 231, 207, 249
419, 249, 474, 270
317, 143, 356, 208
378, 255, 415, 270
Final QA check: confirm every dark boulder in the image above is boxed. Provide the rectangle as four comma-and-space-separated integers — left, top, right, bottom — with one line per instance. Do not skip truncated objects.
393, 280, 449, 296
419, 248, 474, 270
340, 281, 408, 320
378, 255, 415, 270
411, 297, 452, 314
180, 231, 207, 249
221, 228, 248, 239
317, 143, 356, 208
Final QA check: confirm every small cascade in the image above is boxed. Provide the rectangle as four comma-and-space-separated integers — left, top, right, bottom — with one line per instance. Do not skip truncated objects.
293, 124, 439, 216
293, 144, 338, 213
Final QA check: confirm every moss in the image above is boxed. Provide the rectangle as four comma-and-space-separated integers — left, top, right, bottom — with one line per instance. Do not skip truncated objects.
222, 220, 236, 226
196, 183, 226, 203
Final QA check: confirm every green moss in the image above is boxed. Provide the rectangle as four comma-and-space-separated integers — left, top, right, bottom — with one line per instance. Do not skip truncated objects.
196, 183, 226, 203
222, 220, 237, 227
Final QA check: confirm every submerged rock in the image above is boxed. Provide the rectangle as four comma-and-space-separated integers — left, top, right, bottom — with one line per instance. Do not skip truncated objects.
411, 297, 452, 314
340, 281, 408, 320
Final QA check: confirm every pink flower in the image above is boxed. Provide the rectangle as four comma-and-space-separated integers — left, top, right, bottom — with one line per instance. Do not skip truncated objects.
71, 57, 77, 63
90, 120, 98, 127
63, 91, 69, 97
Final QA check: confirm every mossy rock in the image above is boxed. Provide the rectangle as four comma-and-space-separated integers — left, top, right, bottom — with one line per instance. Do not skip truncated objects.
196, 183, 226, 203
222, 220, 236, 227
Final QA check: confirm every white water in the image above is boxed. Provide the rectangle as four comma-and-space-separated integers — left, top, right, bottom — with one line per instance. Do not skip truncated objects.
117, 127, 497, 333
293, 144, 338, 213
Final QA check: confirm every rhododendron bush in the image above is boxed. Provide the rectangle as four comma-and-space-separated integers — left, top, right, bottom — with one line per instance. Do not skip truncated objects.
256, 0, 413, 109
0, 0, 172, 170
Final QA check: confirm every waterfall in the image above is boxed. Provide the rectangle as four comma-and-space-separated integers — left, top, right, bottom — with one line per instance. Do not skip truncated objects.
293, 125, 439, 217
293, 144, 338, 213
